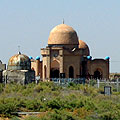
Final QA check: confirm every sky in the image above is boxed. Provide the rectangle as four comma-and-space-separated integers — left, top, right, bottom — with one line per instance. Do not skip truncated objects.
0, 0, 120, 73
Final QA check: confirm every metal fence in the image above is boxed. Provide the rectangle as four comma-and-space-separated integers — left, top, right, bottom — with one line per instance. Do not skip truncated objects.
42, 78, 120, 92
2, 75, 120, 92
95, 79, 120, 92
51, 78, 85, 86
35, 77, 86, 85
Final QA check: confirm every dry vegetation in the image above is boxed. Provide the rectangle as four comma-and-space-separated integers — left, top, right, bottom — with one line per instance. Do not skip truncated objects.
0, 82, 120, 120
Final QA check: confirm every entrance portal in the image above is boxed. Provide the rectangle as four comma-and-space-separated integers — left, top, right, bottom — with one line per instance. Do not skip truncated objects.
50, 69, 59, 78
50, 60, 60, 78
94, 70, 102, 79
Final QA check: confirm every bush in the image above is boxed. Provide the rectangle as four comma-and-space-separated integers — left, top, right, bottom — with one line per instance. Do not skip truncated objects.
73, 107, 92, 119
89, 79, 97, 86
25, 99, 44, 111
47, 98, 63, 109
25, 116, 41, 120
0, 83, 4, 93
40, 110, 77, 120
0, 98, 18, 117
11, 117, 20, 120
99, 110, 120, 120
0, 82, 120, 119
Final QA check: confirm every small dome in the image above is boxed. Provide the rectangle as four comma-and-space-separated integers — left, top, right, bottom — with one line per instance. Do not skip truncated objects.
36, 56, 40, 60
105, 56, 110, 60
79, 40, 90, 56
48, 24, 79, 47
8, 53, 31, 70
87, 56, 92, 60
29, 56, 33, 59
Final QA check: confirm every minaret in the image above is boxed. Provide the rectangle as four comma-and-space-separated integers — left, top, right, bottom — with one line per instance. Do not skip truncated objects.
36, 56, 40, 76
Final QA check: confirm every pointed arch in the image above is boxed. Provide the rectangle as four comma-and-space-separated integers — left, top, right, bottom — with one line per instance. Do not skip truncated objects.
69, 66, 74, 78
50, 60, 60, 78
51, 60, 59, 69
94, 68, 103, 79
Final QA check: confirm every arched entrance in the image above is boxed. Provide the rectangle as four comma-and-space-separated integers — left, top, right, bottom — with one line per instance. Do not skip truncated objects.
94, 70, 102, 79
50, 60, 60, 78
50, 69, 59, 78
69, 66, 74, 78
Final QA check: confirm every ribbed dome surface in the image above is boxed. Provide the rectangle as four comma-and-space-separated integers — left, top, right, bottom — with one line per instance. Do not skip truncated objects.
8, 53, 31, 70
79, 40, 90, 56
48, 24, 79, 45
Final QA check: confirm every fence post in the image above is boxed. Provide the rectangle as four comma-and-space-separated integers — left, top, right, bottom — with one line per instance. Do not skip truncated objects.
117, 78, 119, 92
97, 79, 100, 88
59, 78, 60, 85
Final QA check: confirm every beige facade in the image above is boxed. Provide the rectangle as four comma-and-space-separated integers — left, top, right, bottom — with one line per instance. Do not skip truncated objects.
32, 23, 109, 80
31, 59, 42, 77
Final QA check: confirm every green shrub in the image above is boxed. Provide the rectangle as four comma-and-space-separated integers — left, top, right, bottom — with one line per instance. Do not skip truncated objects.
89, 79, 97, 86
99, 110, 120, 120
68, 82, 76, 87
0, 98, 18, 117
0, 82, 120, 119
0, 83, 4, 93
11, 117, 20, 120
25, 99, 44, 111
25, 116, 41, 120
34, 85, 43, 92
47, 98, 63, 109
41, 110, 77, 120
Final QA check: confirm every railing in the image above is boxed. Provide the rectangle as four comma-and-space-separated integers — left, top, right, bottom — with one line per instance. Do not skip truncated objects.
2, 76, 120, 92
34, 78, 86, 86
50, 78, 85, 86
96, 78, 120, 92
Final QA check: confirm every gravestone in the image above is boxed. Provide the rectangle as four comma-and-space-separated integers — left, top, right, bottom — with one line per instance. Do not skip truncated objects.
104, 86, 112, 95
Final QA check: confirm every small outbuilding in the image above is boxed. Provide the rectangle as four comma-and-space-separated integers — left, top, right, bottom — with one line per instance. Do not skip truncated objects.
3, 52, 35, 84
0, 60, 6, 83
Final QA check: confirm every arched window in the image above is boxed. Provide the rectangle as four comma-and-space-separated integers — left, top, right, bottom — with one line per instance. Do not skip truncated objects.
94, 70, 102, 79
69, 66, 74, 78
44, 65, 47, 78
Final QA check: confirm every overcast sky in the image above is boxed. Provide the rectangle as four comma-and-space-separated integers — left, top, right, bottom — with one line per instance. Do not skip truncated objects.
0, 0, 120, 73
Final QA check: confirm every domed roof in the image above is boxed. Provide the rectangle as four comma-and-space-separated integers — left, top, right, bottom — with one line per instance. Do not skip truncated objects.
48, 24, 79, 45
79, 40, 90, 56
8, 52, 31, 70
79, 40, 88, 49
29, 56, 33, 60
105, 56, 110, 60
36, 56, 40, 60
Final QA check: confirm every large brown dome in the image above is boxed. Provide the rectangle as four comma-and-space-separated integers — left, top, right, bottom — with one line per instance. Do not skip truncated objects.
48, 24, 79, 46
79, 40, 90, 56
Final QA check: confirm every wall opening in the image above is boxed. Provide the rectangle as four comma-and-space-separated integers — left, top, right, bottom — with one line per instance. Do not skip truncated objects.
94, 70, 102, 79
50, 60, 60, 78
44, 65, 47, 78
50, 68, 59, 78
69, 66, 74, 78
